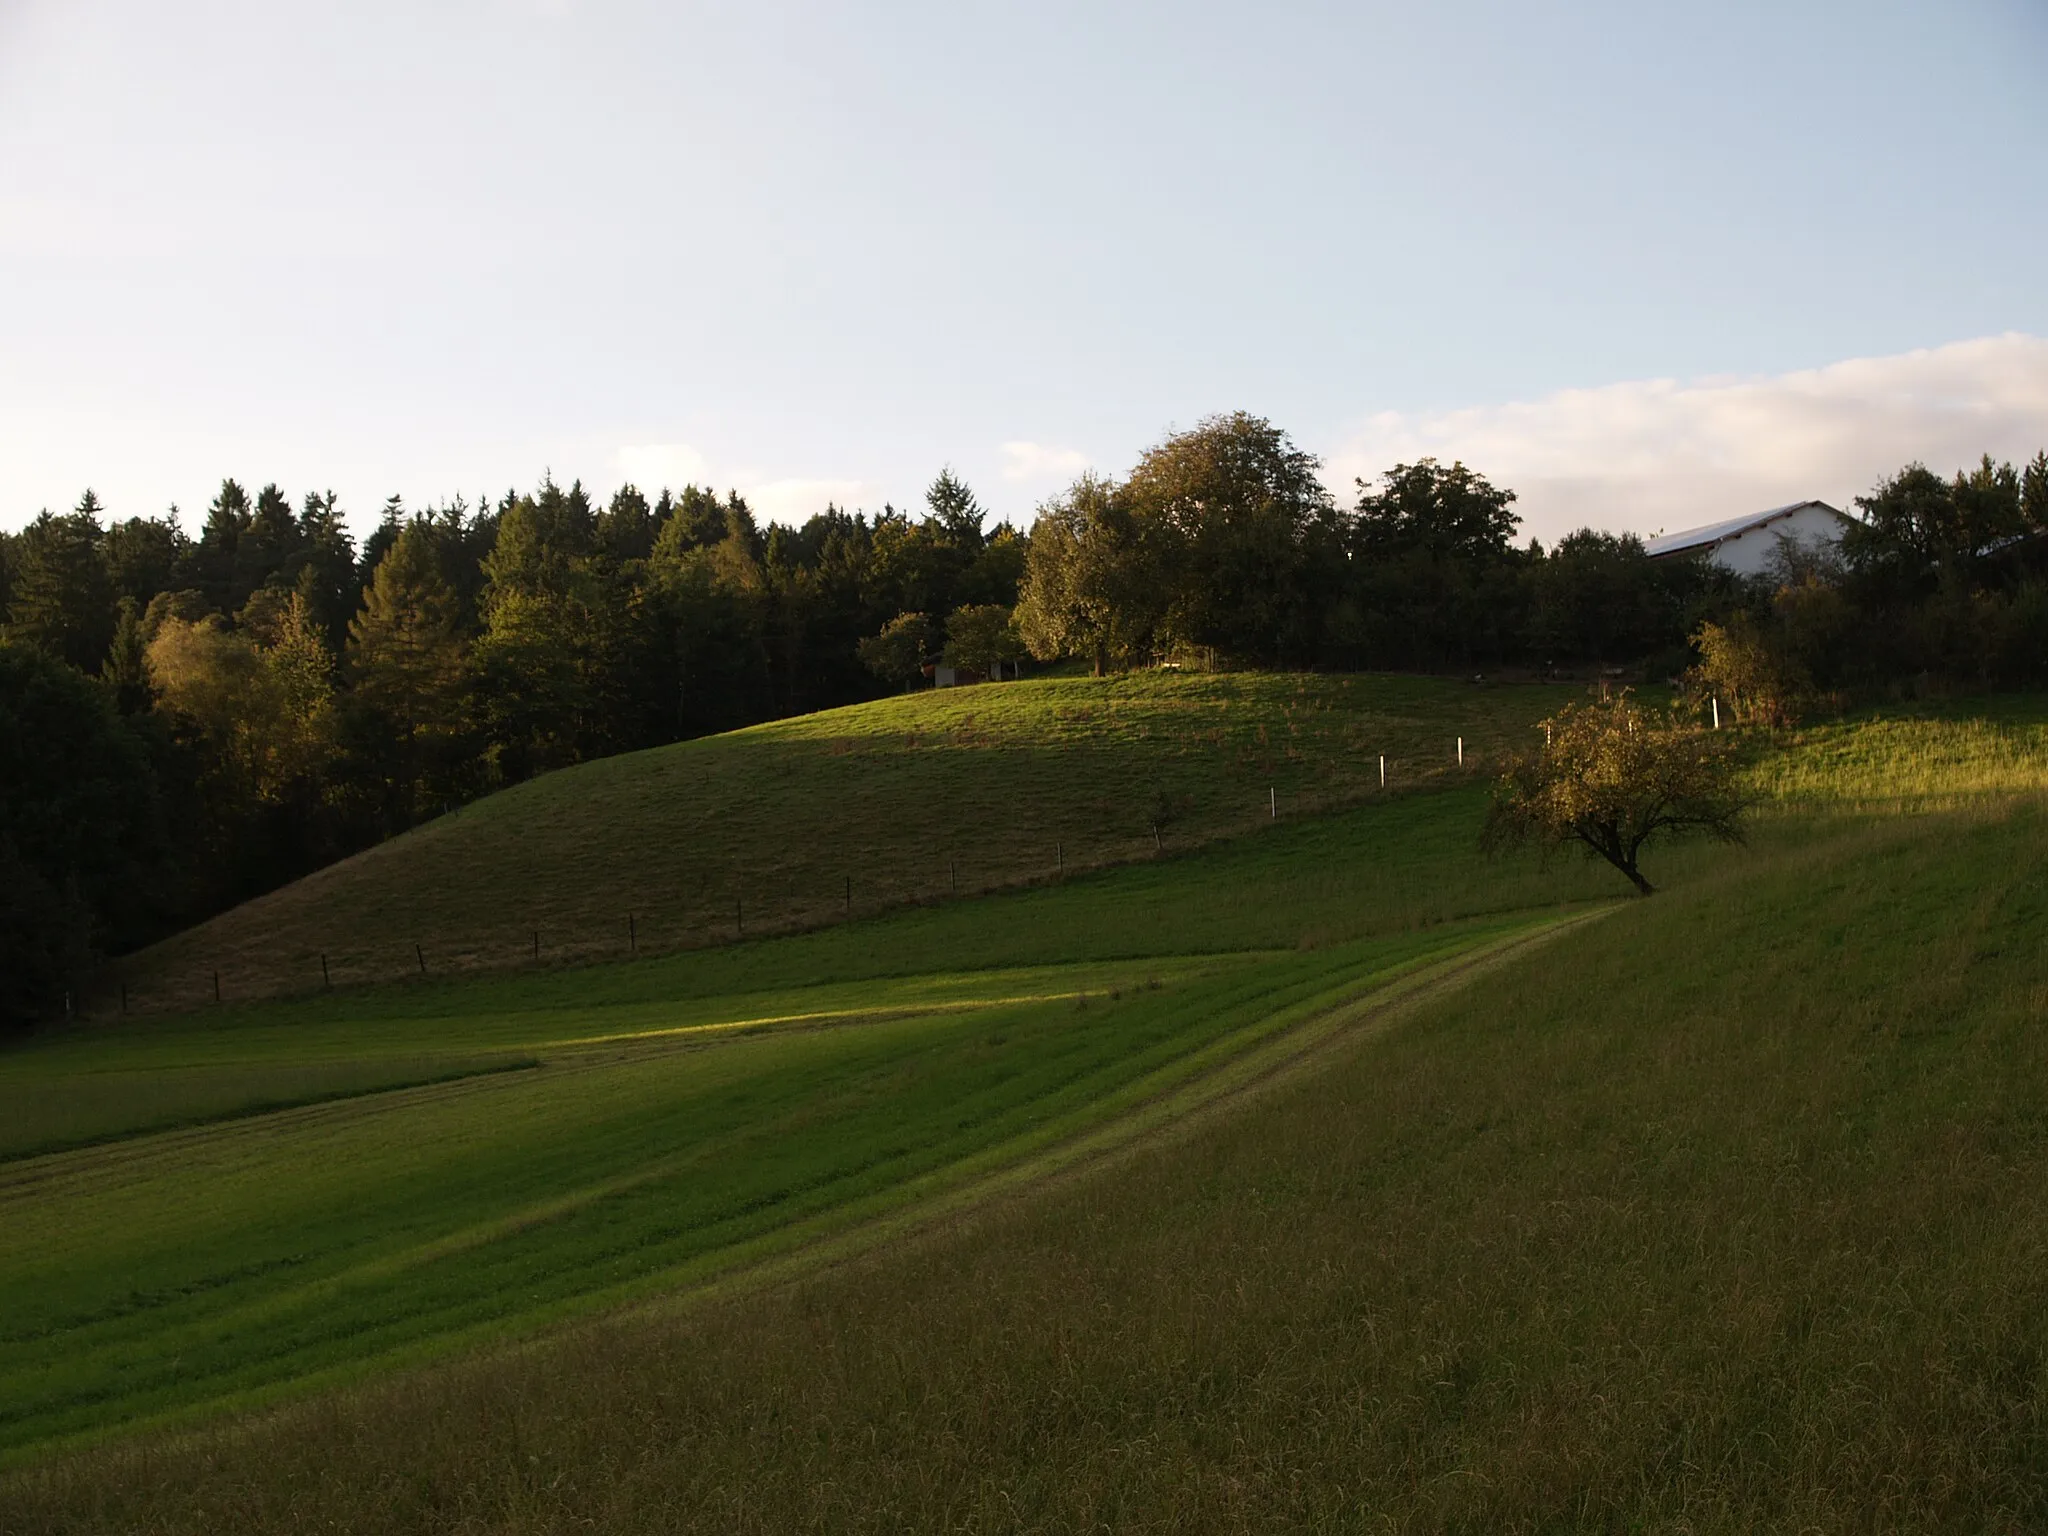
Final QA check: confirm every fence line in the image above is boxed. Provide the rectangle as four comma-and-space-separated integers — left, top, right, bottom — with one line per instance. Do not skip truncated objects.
88, 751, 1499, 1020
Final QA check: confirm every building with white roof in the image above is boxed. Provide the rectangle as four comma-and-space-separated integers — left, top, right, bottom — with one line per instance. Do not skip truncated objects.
1643, 500, 1856, 578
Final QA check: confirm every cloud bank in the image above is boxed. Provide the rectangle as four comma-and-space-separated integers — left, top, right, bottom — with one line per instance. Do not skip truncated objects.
1326, 334, 2048, 546
999, 440, 1091, 486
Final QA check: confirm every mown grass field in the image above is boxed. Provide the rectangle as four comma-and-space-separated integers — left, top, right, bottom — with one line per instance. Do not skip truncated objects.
0, 745, 1640, 1464
113, 672, 1567, 1011
4, 679, 2046, 1531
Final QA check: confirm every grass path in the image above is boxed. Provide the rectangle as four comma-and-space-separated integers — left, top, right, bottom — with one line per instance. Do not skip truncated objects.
658, 903, 1617, 1325
15, 800, 2042, 1532
0, 913, 1575, 1463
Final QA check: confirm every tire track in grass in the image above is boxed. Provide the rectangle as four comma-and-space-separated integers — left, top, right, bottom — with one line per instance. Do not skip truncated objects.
324, 909, 1614, 1378
0, 914, 1601, 1463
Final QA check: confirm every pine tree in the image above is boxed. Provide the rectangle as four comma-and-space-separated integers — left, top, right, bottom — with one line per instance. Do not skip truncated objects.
194, 480, 251, 614
2022, 451, 2048, 535
357, 495, 406, 594
234, 483, 303, 604
598, 484, 656, 563
5, 495, 114, 672
294, 490, 359, 652
926, 467, 987, 549
348, 524, 465, 748
101, 597, 152, 712
102, 513, 189, 609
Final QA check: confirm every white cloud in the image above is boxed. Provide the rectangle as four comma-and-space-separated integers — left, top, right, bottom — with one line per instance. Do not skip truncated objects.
999, 440, 1091, 485
1326, 333, 2048, 545
614, 442, 709, 492
735, 476, 880, 525
613, 448, 875, 524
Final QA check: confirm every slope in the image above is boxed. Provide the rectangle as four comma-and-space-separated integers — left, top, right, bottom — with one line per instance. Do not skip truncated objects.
110, 672, 1560, 1013
0, 768, 1637, 1458
12, 743, 2047, 1530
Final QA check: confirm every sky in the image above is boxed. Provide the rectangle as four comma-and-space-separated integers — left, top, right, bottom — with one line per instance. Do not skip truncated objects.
1, 0, 2044, 546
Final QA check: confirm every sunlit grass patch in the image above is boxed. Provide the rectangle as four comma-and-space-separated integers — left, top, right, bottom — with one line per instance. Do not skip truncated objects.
0, 909, 1535, 1461
112, 671, 1566, 1013
1754, 696, 2048, 812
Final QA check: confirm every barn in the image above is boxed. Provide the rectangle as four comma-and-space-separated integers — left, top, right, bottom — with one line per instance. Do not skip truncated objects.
1644, 500, 1856, 577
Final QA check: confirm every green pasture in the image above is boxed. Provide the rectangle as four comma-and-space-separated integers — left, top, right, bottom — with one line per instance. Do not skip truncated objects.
162, 792, 2038, 1536
113, 671, 1566, 1012
4, 680, 2047, 1528
0, 759, 1626, 1460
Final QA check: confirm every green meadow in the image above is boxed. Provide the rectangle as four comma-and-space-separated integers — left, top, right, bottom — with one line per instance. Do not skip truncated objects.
1, 752, 1630, 1462
4, 677, 2047, 1531
113, 671, 1567, 1012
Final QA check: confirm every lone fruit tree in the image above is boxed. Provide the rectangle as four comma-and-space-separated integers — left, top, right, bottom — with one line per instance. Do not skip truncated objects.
1481, 693, 1747, 895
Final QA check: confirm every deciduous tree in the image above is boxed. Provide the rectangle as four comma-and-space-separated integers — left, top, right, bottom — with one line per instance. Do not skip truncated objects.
1015, 473, 1168, 674
1124, 412, 1341, 665
941, 603, 1021, 678
1482, 693, 1747, 895
858, 611, 936, 690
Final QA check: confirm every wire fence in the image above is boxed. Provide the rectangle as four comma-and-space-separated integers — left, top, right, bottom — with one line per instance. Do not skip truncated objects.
89, 744, 1496, 1020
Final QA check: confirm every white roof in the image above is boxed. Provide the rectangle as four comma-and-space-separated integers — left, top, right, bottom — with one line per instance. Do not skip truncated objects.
1644, 500, 1853, 559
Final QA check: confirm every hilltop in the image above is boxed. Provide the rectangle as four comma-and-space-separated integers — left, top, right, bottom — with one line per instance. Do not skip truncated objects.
114, 672, 1563, 1013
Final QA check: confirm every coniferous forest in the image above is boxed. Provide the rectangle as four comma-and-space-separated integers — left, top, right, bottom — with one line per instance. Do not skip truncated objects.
3, 410, 2046, 1025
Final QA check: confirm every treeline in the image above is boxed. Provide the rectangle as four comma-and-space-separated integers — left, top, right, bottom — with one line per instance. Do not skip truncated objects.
1691, 455, 2048, 722
0, 470, 1023, 1023
1013, 413, 2048, 700
5, 407, 2046, 1027
1016, 412, 1745, 675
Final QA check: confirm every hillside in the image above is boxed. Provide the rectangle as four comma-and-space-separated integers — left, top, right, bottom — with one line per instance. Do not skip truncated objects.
0, 783, 1635, 1461
5, 700, 2047, 1528
113, 672, 1564, 1013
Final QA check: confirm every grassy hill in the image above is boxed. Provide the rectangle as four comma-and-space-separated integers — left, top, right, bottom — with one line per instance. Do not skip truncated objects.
4, 685, 2047, 1529
0, 774, 1644, 1461
112, 672, 1564, 1013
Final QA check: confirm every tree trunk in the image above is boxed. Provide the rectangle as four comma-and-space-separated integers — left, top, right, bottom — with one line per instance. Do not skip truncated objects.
1620, 860, 1656, 896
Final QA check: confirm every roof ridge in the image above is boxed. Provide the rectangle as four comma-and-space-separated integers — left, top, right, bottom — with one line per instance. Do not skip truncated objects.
1644, 500, 1849, 557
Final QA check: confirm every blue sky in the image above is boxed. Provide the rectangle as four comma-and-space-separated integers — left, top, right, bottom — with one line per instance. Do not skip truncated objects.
2, 0, 2044, 543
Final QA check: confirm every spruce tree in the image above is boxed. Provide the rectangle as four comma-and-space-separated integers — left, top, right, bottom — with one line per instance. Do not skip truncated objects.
5, 496, 115, 672
194, 480, 251, 614
925, 467, 987, 549
348, 525, 464, 746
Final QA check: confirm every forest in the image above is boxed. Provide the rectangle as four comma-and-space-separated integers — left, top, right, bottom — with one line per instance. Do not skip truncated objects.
3, 409, 2046, 1025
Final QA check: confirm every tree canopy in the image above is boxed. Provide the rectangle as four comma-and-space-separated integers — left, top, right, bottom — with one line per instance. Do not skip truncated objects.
3, 424, 2044, 1025
1482, 694, 1748, 895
